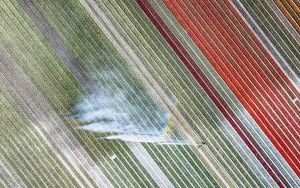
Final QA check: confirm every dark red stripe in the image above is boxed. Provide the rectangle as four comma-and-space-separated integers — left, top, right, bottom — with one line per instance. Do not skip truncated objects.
136, 0, 288, 187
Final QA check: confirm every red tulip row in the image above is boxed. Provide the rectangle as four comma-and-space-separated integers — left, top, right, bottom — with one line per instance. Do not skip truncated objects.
162, 0, 300, 176
137, 0, 300, 186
